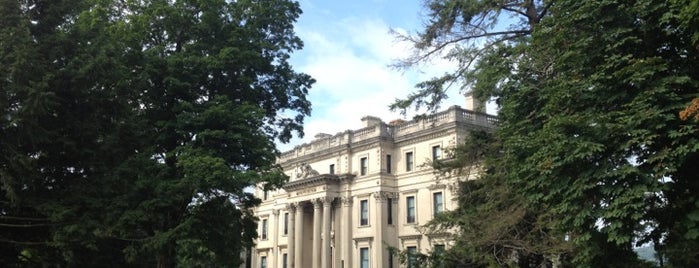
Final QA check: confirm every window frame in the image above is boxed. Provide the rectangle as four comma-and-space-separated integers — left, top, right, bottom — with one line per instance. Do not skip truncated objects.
432, 145, 441, 160
260, 256, 267, 268
360, 199, 369, 226
360, 247, 370, 268
360, 157, 368, 176
433, 192, 444, 217
406, 196, 416, 224
386, 154, 392, 174
407, 246, 418, 268
261, 218, 268, 240
405, 151, 414, 172
387, 197, 393, 225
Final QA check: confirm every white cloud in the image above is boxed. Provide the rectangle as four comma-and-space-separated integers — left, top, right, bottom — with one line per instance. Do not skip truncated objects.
279, 17, 464, 152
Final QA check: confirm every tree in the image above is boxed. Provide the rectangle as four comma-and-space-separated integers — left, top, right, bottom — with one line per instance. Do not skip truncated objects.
1, 0, 313, 266
390, 0, 549, 114
395, 0, 699, 267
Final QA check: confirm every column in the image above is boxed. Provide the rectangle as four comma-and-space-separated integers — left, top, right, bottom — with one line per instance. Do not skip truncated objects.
312, 199, 322, 268
373, 192, 385, 268
287, 204, 296, 268
271, 209, 279, 267
321, 197, 332, 268
294, 203, 304, 268
341, 196, 353, 268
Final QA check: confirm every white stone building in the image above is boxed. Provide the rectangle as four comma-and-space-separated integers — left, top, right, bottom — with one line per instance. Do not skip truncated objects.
250, 105, 497, 268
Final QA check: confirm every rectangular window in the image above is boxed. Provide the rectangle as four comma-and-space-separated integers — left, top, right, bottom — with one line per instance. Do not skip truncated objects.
260, 256, 267, 268
261, 219, 268, 240
284, 212, 289, 235
360, 199, 369, 226
433, 244, 445, 266
432, 145, 441, 160
407, 246, 417, 268
360, 247, 370, 268
406, 196, 416, 223
329, 164, 335, 175
263, 190, 268, 200
433, 192, 444, 216
433, 244, 445, 255
388, 249, 394, 268
387, 198, 393, 225
386, 154, 392, 174
405, 152, 414, 172
282, 253, 288, 268
360, 157, 368, 175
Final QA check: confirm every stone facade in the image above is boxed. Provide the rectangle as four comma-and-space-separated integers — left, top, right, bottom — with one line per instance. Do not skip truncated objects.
251, 105, 497, 268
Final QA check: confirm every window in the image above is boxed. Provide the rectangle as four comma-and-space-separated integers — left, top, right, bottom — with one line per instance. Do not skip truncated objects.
263, 190, 268, 200
360, 199, 369, 226
260, 256, 267, 268
433, 192, 444, 216
261, 219, 268, 240
387, 198, 393, 225
388, 249, 394, 268
386, 154, 392, 174
329, 164, 335, 175
360, 157, 368, 175
282, 253, 288, 268
405, 152, 414, 172
433, 244, 445, 255
360, 247, 370, 268
406, 196, 416, 223
432, 145, 441, 160
283, 212, 289, 235
407, 246, 417, 268
433, 245, 445, 267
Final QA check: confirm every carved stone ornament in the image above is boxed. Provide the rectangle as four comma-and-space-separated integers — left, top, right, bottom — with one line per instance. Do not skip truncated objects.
285, 202, 298, 212
341, 196, 354, 206
295, 163, 320, 179
311, 198, 323, 208
373, 191, 398, 201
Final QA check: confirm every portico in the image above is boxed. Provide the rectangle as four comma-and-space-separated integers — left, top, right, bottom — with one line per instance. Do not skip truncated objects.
282, 173, 349, 268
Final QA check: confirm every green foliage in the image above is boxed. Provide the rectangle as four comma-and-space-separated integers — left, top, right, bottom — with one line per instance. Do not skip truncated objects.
398, 0, 699, 267
391, 0, 547, 114
1, 0, 312, 266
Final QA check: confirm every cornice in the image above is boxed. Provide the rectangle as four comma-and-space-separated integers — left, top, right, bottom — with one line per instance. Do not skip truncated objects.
282, 173, 355, 192
278, 106, 497, 167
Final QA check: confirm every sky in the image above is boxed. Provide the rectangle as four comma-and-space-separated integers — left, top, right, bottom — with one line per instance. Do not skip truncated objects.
279, 0, 467, 151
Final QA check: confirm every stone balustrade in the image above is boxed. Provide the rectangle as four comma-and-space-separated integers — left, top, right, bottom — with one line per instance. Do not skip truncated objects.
278, 106, 497, 162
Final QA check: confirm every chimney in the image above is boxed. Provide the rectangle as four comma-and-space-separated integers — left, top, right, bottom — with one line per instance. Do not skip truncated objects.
464, 92, 484, 112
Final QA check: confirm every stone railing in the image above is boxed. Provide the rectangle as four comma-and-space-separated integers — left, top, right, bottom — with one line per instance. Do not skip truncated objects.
278, 106, 497, 162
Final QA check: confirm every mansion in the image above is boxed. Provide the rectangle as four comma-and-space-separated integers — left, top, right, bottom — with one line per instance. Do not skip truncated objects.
250, 103, 497, 268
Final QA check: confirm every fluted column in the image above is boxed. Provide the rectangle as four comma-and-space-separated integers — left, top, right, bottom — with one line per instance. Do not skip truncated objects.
374, 192, 385, 268
271, 209, 279, 267
294, 203, 304, 268
321, 197, 332, 268
312, 199, 322, 268
341, 196, 353, 268
287, 205, 296, 268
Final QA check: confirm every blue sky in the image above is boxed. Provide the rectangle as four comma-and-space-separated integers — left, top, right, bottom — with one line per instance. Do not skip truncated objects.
279, 0, 465, 151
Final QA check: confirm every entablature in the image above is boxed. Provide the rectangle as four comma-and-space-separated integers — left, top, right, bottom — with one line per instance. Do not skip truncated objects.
282, 173, 355, 192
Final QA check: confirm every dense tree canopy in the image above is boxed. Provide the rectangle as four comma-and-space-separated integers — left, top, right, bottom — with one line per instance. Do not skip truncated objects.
396, 0, 699, 267
0, 0, 312, 266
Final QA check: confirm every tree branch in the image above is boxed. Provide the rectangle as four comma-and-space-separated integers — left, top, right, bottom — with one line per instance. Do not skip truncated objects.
0, 237, 49, 245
